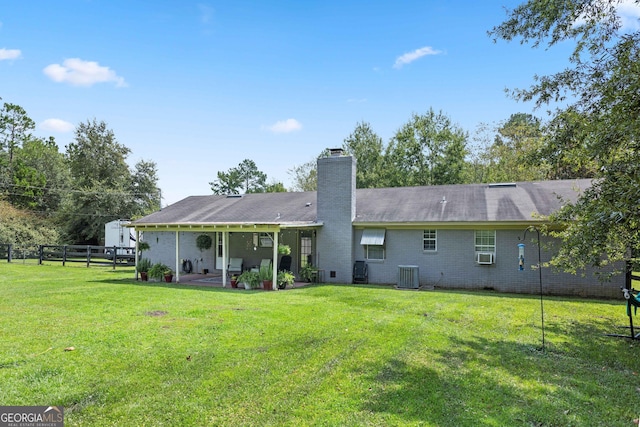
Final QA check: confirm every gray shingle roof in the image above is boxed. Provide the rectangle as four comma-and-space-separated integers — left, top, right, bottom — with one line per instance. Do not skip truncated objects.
134, 191, 318, 226
354, 179, 591, 224
133, 179, 591, 227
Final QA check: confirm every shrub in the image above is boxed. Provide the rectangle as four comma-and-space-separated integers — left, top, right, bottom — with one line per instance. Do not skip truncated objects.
277, 270, 295, 289
137, 258, 152, 273
148, 262, 171, 281
237, 270, 260, 289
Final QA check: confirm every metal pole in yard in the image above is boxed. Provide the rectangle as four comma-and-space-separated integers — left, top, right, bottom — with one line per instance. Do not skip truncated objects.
519, 227, 545, 351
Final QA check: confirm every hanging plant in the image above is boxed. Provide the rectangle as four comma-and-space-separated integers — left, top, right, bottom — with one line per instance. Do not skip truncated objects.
196, 234, 212, 251
278, 244, 291, 255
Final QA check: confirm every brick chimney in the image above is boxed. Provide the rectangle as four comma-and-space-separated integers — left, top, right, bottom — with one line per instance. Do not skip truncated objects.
316, 149, 356, 283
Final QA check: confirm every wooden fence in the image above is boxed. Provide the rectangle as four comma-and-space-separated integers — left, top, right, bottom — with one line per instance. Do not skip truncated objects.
624, 260, 640, 289
1, 244, 135, 268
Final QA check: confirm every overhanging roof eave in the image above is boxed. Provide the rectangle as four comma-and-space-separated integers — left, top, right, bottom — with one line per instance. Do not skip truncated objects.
280, 221, 323, 229
129, 221, 322, 231
352, 219, 551, 229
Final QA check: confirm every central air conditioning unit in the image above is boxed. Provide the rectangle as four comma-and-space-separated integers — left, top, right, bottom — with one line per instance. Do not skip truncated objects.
397, 265, 419, 289
476, 253, 494, 265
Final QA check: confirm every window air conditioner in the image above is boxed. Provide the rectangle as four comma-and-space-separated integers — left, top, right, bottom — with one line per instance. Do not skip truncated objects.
476, 253, 494, 265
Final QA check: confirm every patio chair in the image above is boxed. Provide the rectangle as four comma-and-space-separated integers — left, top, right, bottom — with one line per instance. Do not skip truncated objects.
228, 258, 243, 277
353, 260, 368, 284
278, 255, 292, 272
251, 258, 272, 273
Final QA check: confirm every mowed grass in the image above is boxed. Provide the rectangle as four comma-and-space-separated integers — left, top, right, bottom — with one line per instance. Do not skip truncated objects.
1, 264, 639, 426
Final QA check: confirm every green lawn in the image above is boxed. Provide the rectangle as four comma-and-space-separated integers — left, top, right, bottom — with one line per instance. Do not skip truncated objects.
1, 264, 639, 426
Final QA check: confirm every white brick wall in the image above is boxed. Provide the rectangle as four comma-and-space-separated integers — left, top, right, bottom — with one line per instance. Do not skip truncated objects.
141, 231, 216, 274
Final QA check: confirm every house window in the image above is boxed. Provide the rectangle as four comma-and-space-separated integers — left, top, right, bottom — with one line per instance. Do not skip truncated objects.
423, 230, 437, 251
259, 232, 273, 248
361, 229, 386, 261
300, 236, 312, 267
475, 230, 496, 252
366, 245, 385, 261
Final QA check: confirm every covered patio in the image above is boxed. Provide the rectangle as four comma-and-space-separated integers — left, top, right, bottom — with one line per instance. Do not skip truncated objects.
130, 225, 318, 285
129, 191, 321, 288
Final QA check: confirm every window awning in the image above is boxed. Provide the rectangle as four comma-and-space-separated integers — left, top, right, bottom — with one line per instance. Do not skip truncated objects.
360, 229, 386, 245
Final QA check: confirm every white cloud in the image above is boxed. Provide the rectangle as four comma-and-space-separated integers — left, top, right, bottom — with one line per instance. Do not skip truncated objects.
43, 58, 127, 87
618, 0, 640, 30
574, 0, 640, 31
198, 3, 214, 24
393, 46, 441, 69
263, 118, 302, 134
0, 48, 22, 60
40, 118, 74, 133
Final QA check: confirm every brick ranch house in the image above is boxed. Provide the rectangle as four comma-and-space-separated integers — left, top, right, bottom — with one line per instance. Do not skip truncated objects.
130, 149, 623, 297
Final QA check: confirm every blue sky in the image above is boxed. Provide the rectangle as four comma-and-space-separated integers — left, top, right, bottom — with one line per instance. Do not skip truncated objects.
1, 1, 638, 205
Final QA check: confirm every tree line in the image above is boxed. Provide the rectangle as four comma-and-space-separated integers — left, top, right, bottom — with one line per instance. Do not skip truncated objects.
281, 108, 596, 193
0, 101, 160, 246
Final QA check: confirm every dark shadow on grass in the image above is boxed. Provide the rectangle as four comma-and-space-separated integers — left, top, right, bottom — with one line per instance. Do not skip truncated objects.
88, 276, 624, 306
88, 277, 249, 293
303, 282, 624, 307
357, 322, 638, 426
430, 287, 623, 306
87, 277, 318, 296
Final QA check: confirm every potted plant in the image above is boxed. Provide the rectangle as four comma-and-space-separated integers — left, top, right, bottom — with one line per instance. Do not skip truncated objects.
138, 241, 150, 253
300, 264, 318, 283
259, 266, 273, 291
195, 235, 212, 273
137, 258, 152, 281
164, 268, 174, 283
277, 270, 295, 289
278, 244, 291, 255
148, 262, 171, 282
230, 274, 239, 288
196, 234, 212, 251
237, 270, 260, 290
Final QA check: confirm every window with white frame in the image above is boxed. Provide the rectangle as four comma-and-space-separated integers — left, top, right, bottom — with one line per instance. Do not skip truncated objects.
474, 230, 496, 252
366, 245, 385, 260
423, 230, 437, 251
361, 229, 386, 261
300, 236, 312, 267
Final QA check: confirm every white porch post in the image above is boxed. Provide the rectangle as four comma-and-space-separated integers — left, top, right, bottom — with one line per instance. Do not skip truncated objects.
273, 231, 279, 290
134, 229, 140, 280
175, 231, 180, 283
222, 231, 228, 287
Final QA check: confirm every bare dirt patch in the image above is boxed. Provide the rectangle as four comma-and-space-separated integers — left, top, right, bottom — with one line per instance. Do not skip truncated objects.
145, 310, 168, 317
